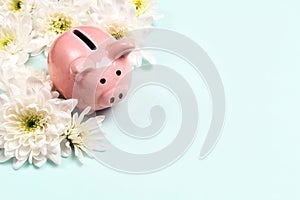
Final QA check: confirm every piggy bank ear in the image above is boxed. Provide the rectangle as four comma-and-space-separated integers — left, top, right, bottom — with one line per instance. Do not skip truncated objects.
70, 57, 95, 76
107, 38, 135, 60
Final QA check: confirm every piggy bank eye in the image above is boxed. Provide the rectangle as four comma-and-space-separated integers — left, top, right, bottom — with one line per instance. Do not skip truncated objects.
116, 70, 122, 76
100, 78, 106, 84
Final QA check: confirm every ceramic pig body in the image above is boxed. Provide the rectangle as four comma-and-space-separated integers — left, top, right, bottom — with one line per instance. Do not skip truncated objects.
48, 26, 134, 112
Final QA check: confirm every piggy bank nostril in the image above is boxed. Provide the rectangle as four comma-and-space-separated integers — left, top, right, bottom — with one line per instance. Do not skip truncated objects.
116, 70, 121, 76
100, 78, 106, 84
118, 93, 123, 99
110, 97, 115, 103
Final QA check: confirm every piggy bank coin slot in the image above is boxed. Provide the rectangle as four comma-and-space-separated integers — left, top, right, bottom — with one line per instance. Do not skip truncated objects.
73, 29, 97, 50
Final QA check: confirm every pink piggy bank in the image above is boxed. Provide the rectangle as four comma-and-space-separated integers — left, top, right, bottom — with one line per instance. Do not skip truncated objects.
48, 26, 134, 113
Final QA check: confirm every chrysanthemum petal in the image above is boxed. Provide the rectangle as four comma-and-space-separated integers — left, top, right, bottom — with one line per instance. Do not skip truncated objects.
33, 157, 47, 168
60, 138, 71, 157
74, 146, 84, 163
12, 158, 27, 170
0, 150, 11, 163
48, 153, 61, 165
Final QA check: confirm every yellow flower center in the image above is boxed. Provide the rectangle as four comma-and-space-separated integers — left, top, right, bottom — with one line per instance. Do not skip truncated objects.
48, 13, 73, 35
0, 35, 13, 50
106, 23, 128, 40
8, 0, 23, 12
66, 124, 86, 146
17, 108, 49, 133
23, 115, 41, 132
130, 0, 146, 16
110, 30, 125, 40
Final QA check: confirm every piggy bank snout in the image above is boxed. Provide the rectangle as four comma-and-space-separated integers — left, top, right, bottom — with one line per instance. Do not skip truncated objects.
98, 85, 129, 108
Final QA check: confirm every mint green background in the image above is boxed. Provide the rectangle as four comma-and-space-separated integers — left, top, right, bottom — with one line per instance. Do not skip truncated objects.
1, 0, 300, 199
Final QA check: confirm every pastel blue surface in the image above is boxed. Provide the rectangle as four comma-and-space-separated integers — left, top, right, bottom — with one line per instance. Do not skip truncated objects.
1, 0, 300, 199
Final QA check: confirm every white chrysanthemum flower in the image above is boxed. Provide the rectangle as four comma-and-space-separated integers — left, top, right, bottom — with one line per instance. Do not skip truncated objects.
60, 107, 105, 163
0, 13, 46, 65
129, 0, 162, 20
0, 0, 37, 16
0, 62, 51, 92
0, 77, 77, 169
89, 0, 154, 67
90, 0, 153, 39
32, 0, 92, 53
